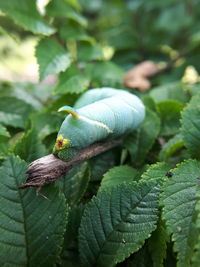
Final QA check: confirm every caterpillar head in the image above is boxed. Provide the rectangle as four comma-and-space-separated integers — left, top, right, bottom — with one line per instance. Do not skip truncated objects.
53, 106, 80, 161
53, 134, 79, 161
53, 134, 69, 152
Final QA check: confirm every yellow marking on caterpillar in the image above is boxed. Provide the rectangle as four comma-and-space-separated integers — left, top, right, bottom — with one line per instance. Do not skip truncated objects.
58, 106, 79, 118
79, 115, 113, 134
55, 135, 69, 150
67, 109, 79, 118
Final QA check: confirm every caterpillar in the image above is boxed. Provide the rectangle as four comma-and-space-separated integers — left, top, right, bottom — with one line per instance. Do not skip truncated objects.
53, 88, 145, 161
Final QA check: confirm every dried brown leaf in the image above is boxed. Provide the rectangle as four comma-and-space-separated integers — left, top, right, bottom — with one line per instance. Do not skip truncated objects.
124, 61, 160, 91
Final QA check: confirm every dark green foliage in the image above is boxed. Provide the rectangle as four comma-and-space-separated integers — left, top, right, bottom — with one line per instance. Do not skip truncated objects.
99, 165, 137, 191
181, 93, 200, 159
150, 82, 189, 104
159, 134, 184, 161
125, 108, 160, 166
89, 150, 117, 181
157, 100, 184, 136
54, 65, 90, 95
79, 180, 160, 266
0, 155, 68, 266
1, 0, 200, 266
56, 162, 90, 205
0, 96, 34, 128
0, 0, 55, 35
14, 129, 47, 163
161, 160, 200, 266
36, 37, 72, 81
0, 124, 10, 159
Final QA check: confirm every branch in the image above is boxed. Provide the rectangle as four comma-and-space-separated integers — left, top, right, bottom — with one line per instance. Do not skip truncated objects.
158, 51, 189, 73
19, 139, 122, 189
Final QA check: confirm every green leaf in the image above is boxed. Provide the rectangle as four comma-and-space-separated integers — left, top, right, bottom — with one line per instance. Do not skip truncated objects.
59, 21, 93, 42
161, 160, 200, 266
141, 162, 169, 182
156, 4, 192, 32
125, 108, 160, 165
0, 125, 10, 159
56, 162, 90, 205
125, 244, 153, 267
54, 66, 90, 95
89, 151, 117, 181
157, 100, 184, 136
159, 133, 185, 161
99, 165, 137, 191
61, 203, 84, 264
148, 219, 169, 267
46, 0, 87, 27
30, 111, 63, 140
79, 180, 160, 266
66, 0, 81, 10
61, 249, 81, 267
61, 205, 84, 267
20, 83, 54, 107
36, 38, 72, 81
0, 25, 19, 42
0, 96, 34, 128
0, 124, 10, 138
14, 129, 47, 162
59, 74, 90, 94
187, 83, 200, 97
85, 61, 124, 87
0, 83, 42, 110
192, 188, 200, 266
0, 154, 68, 266
181, 93, 200, 159
46, 93, 78, 112
79, 0, 102, 12
139, 161, 170, 266
136, 161, 170, 267
0, 137, 9, 159
0, 82, 54, 110
150, 82, 189, 104
77, 42, 104, 61
9, 132, 24, 148
0, 0, 55, 35
64, 204, 84, 246
142, 95, 157, 112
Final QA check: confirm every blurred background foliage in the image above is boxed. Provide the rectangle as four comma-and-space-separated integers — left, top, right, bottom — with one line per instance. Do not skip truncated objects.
0, 0, 200, 161
0, 0, 200, 82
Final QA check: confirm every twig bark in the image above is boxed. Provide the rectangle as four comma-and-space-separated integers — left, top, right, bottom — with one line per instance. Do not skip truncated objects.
19, 139, 122, 189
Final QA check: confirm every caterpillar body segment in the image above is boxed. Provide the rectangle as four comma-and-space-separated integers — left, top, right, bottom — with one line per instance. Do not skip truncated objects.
53, 88, 145, 161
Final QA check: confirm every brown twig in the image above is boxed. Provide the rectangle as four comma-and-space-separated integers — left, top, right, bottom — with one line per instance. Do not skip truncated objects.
158, 51, 188, 73
19, 139, 122, 189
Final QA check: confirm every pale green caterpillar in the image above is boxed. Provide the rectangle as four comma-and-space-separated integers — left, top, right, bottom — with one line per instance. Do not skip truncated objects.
53, 88, 145, 161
